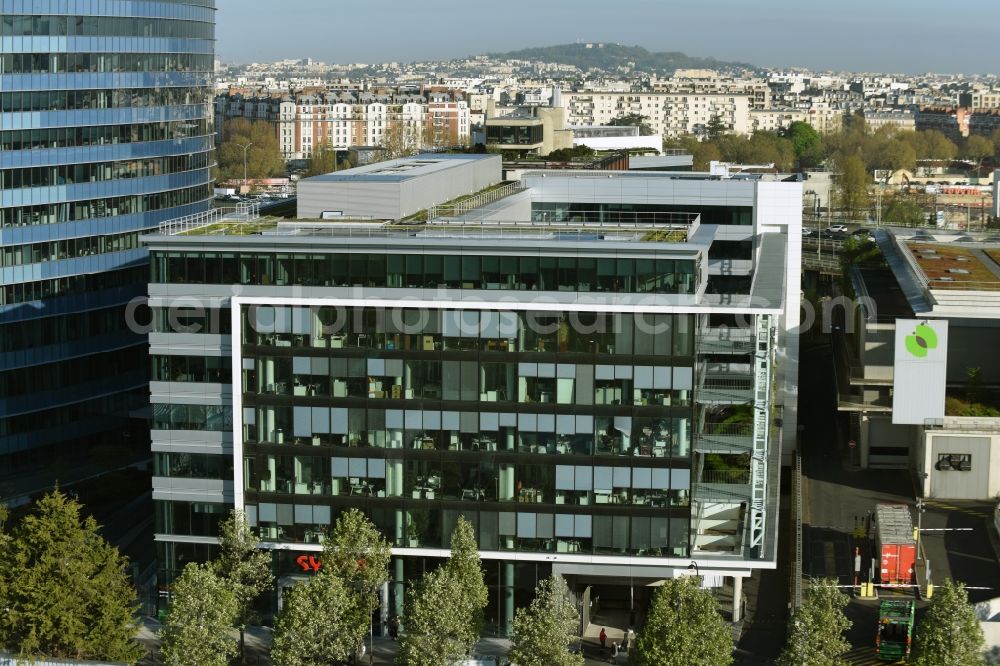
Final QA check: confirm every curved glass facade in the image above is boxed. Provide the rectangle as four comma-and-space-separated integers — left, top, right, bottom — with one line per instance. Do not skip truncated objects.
0, 0, 215, 473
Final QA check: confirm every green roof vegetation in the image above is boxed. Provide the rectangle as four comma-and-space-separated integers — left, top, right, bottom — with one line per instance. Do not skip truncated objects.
179, 217, 280, 236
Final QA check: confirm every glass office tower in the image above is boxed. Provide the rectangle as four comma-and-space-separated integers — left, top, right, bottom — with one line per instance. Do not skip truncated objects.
0, 1, 216, 474
145, 157, 800, 632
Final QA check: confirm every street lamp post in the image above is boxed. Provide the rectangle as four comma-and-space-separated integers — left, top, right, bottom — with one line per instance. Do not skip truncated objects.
687, 561, 700, 578
236, 141, 253, 193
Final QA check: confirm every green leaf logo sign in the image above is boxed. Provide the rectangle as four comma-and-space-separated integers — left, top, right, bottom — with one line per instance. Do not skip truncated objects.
905, 323, 938, 358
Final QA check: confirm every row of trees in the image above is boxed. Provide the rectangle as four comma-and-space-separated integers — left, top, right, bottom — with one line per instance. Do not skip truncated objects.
777, 578, 985, 666
1, 494, 987, 665
665, 115, 1000, 176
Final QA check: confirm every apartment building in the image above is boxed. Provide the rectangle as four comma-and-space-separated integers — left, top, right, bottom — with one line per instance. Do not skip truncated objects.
563, 91, 753, 138
959, 89, 1000, 111
144, 156, 801, 631
215, 89, 471, 160
862, 110, 917, 133
650, 73, 771, 110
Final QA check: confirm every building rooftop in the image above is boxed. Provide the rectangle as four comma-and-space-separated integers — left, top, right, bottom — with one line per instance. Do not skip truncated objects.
299, 153, 497, 184
905, 241, 1000, 291
880, 229, 1000, 319
169, 218, 695, 246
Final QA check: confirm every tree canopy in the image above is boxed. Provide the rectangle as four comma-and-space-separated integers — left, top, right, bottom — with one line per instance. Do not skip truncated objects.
213, 509, 272, 660
508, 574, 583, 666
160, 563, 239, 666
632, 577, 733, 666
0, 490, 143, 664
269, 509, 389, 665
777, 579, 851, 666
963, 135, 994, 171
375, 121, 421, 162
270, 572, 365, 666
320, 508, 392, 602
398, 517, 488, 666
784, 121, 825, 167
912, 579, 986, 666
304, 142, 339, 177
883, 194, 928, 227
608, 113, 654, 136
217, 119, 285, 182
834, 153, 870, 215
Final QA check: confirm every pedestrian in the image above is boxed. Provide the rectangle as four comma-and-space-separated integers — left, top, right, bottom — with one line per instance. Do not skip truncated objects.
626, 627, 635, 652
599, 627, 607, 649
389, 614, 400, 640
611, 641, 619, 664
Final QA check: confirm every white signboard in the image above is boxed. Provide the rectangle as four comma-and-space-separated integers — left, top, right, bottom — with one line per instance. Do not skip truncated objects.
892, 319, 949, 425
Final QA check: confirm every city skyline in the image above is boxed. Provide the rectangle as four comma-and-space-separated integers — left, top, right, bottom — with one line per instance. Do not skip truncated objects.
217, 0, 1000, 75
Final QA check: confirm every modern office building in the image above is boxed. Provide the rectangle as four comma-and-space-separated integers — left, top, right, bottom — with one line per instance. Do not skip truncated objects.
0, 2, 216, 475
840, 229, 1000, 498
145, 158, 800, 631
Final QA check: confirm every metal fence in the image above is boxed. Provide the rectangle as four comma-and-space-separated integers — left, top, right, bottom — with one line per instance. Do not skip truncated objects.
792, 450, 803, 610
158, 201, 261, 235
428, 182, 527, 220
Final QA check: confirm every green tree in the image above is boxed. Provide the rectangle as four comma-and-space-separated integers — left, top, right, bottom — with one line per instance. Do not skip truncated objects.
963, 135, 994, 173
213, 509, 273, 663
609, 113, 654, 136
777, 579, 851, 666
508, 574, 583, 666
918, 130, 959, 160
305, 142, 339, 177
664, 136, 720, 170
835, 153, 870, 216
632, 577, 733, 666
217, 118, 285, 182
398, 518, 488, 666
882, 139, 917, 173
704, 114, 729, 140
160, 563, 239, 666
397, 567, 469, 666
0, 491, 143, 664
444, 517, 489, 644
912, 579, 986, 666
375, 121, 421, 162
883, 195, 927, 227
784, 121, 825, 168
270, 573, 365, 666
321, 508, 392, 602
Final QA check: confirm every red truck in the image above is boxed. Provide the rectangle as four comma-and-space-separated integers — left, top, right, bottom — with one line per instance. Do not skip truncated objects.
875, 504, 916, 586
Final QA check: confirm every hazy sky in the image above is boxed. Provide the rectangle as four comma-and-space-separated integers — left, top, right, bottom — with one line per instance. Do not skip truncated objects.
217, 0, 1000, 75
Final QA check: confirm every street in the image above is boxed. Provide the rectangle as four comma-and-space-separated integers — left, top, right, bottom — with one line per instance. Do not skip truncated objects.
799, 340, 1000, 664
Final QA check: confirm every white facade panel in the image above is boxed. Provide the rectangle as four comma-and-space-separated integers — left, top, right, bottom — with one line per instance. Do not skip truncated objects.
892, 320, 949, 425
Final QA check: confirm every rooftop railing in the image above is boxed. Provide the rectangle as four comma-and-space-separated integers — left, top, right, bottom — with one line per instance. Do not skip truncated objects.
427, 182, 527, 221
158, 201, 261, 236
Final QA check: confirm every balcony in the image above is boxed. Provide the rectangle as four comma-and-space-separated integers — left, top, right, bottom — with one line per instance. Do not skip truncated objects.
697, 329, 754, 355
696, 373, 754, 404
695, 423, 753, 454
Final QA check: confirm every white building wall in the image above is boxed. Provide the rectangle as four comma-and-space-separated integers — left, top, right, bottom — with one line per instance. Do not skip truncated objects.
754, 181, 803, 460
922, 431, 1000, 499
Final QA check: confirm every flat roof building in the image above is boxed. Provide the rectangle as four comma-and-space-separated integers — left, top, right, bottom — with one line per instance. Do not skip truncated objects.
296, 154, 501, 220
144, 156, 801, 631
843, 229, 1000, 498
